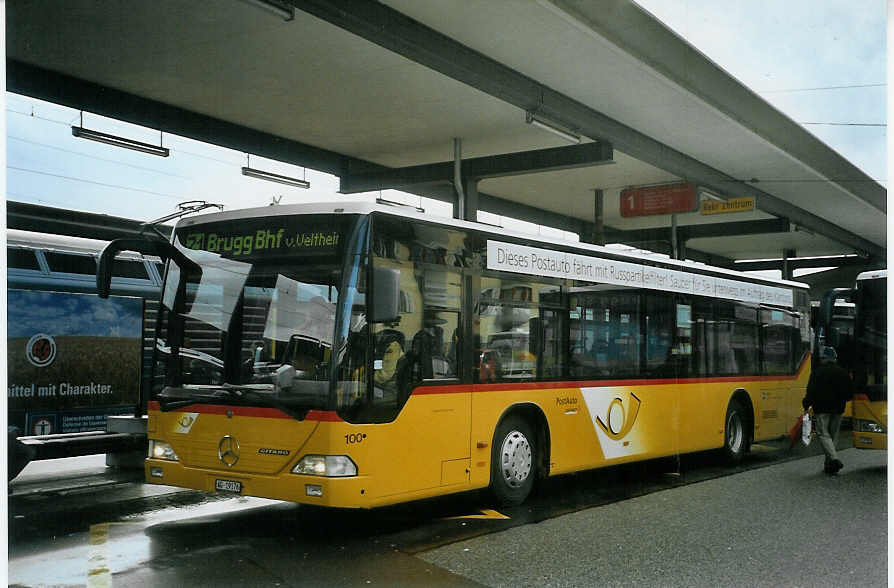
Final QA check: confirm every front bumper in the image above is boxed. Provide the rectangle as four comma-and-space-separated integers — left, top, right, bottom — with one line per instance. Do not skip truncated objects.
145, 458, 372, 508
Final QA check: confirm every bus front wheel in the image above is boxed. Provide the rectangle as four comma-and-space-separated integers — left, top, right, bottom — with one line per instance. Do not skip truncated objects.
723, 399, 749, 464
490, 415, 536, 506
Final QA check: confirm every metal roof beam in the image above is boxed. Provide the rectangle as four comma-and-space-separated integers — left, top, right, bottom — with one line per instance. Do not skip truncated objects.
733, 255, 873, 272
294, 0, 884, 260
476, 193, 734, 266
606, 218, 791, 244
7, 201, 172, 240
548, 0, 886, 214
341, 141, 613, 194
7, 60, 353, 178
680, 218, 791, 241
7, 60, 598, 244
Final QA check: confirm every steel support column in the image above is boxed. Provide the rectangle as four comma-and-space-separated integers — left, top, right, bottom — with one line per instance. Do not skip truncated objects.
594, 189, 605, 246
782, 249, 796, 281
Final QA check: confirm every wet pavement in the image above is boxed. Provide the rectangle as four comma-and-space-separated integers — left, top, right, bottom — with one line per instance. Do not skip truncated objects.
7, 432, 886, 587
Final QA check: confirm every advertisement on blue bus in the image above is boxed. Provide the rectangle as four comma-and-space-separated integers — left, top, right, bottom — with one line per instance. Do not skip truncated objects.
7, 290, 143, 436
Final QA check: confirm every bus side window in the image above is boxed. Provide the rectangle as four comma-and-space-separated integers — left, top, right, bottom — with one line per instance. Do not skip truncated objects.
761, 308, 795, 376
44, 252, 96, 275
7, 247, 41, 271
645, 294, 675, 376
112, 258, 150, 280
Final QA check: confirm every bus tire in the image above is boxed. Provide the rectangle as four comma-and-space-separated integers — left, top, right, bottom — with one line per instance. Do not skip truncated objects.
490, 415, 536, 506
723, 399, 748, 464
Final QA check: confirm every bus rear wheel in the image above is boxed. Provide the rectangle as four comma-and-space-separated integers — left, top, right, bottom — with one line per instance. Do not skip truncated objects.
723, 399, 749, 464
490, 415, 536, 506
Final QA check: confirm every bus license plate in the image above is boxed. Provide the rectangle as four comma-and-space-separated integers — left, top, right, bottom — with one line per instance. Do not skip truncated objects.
215, 479, 242, 493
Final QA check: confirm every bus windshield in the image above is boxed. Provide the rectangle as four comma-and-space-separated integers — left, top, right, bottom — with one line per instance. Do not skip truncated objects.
152, 214, 367, 416
855, 275, 886, 400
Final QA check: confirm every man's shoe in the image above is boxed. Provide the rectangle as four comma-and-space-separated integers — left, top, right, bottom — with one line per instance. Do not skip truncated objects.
830, 460, 844, 474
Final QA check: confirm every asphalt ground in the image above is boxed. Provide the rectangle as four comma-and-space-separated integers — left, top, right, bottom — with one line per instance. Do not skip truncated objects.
5, 429, 860, 546
7, 431, 887, 586
420, 446, 888, 587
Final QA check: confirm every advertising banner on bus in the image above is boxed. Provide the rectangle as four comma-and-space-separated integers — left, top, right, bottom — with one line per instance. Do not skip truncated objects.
486, 240, 793, 307
7, 290, 143, 435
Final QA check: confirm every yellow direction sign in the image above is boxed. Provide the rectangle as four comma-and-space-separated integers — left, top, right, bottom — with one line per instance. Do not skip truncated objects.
700, 197, 755, 215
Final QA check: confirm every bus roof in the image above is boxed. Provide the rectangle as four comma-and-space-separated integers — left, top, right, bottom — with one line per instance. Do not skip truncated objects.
7, 228, 155, 262
176, 201, 810, 291
7, 228, 112, 254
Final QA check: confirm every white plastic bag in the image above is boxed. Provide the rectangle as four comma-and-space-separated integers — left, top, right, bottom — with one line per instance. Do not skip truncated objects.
801, 413, 812, 446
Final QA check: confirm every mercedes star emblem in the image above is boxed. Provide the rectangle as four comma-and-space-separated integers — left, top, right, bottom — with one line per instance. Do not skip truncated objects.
218, 435, 240, 467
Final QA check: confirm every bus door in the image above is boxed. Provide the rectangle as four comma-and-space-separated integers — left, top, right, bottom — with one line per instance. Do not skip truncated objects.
759, 308, 796, 437
364, 263, 471, 499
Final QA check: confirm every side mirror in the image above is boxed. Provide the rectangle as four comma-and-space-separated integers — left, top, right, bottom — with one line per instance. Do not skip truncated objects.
96, 237, 195, 298
370, 266, 400, 324
818, 287, 853, 337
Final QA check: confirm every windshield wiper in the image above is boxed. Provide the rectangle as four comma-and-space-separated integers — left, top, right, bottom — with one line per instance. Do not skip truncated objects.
157, 388, 225, 411
220, 385, 308, 421
157, 384, 308, 420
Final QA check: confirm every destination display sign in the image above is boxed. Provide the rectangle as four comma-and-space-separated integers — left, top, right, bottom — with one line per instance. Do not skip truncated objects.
486, 240, 793, 307
620, 182, 698, 217
700, 197, 756, 215
178, 216, 349, 259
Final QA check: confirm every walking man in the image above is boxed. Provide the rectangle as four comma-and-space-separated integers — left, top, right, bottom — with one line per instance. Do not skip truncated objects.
802, 346, 853, 474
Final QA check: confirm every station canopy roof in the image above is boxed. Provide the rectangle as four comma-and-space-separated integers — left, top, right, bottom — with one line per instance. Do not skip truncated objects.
6, 0, 886, 270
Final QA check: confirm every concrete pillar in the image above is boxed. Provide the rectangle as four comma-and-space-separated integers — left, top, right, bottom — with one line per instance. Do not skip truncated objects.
105, 415, 148, 469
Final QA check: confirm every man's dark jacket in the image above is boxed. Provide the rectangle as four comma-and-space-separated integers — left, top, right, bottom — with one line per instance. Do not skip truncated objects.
802, 363, 853, 414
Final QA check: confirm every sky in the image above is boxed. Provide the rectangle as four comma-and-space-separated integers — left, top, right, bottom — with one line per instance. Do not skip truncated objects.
3, 1, 887, 242
7, 290, 143, 338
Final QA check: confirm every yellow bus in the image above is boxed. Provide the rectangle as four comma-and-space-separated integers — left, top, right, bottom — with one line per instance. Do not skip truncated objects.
99, 203, 811, 507
817, 270, 887, 449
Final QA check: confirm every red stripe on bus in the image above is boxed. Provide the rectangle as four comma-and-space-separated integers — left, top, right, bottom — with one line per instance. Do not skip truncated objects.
145, 401, 342, 422
146, 403, 290, 419
306, 410, 343, 422
413, 355, 811, 395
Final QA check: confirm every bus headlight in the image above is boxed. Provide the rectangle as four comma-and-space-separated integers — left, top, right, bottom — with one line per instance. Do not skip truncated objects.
148, 440, 180, 461
292, 455, 357, 477
856, 419, 886, 434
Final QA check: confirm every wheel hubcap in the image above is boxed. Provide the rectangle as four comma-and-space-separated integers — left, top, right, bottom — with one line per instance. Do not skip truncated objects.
500, 430, 532, 488
727, 412, 743, 453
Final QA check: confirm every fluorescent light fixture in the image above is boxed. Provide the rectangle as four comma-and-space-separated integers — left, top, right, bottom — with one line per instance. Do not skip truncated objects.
242, 167, 310, 189
376, 197, 424, 213
525, 111, 580, 143
734, 253, 860, 264
71, 126, 170, 157
241, 0, 294, 20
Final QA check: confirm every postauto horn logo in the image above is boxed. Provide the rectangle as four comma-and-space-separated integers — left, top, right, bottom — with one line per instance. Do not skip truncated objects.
581, 388, 644, 460
26, 333, 57, 368
596, 393, 641, 441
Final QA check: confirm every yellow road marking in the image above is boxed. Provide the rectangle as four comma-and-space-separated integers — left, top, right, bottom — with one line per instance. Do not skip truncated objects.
88, 523, 111, 588
87, 522, 137, 587
445, 509, 510, 520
